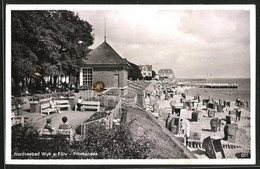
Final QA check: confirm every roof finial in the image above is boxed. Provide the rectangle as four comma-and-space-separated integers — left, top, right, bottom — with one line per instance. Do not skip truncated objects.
104, 17, 106, 42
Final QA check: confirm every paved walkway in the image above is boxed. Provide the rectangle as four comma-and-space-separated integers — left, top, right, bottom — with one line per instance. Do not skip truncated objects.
23, 110, 96, 130
19, 94, 96, 130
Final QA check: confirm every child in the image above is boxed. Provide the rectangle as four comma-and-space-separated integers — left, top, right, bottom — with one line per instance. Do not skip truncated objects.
44, 119, 55, 132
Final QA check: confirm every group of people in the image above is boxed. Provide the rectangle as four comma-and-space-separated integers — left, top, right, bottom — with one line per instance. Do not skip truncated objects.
44, 116, 73, 132
42, 96, 86, 140
235, 98, 249, 108
44, 116, 76, 140
49, 96, 84, 112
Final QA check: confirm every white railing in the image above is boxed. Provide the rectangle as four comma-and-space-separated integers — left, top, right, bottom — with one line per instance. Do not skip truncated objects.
80, 100, 122, 139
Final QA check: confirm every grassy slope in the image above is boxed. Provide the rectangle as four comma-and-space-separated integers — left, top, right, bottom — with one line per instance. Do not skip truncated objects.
126, 107, 196, 159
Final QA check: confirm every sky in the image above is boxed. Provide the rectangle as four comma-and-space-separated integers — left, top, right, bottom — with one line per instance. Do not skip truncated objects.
74, 7, 251, 78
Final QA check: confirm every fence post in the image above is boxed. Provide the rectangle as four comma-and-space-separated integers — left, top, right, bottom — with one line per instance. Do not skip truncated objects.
105, 115, 110, 130
105, 97, 107, 109
21, 116, 24, 127
84, 124, 87, 139
120, 100, 122, 119
109, 109, 115, 130
81, 121, 84, 138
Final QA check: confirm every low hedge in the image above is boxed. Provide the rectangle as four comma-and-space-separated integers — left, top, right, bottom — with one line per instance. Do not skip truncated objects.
12, 121, 151, 159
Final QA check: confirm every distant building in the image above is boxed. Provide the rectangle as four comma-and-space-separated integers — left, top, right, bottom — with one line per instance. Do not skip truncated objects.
158, 69, 175, 81
138, 65, 153, 77
80, 40, 130, 95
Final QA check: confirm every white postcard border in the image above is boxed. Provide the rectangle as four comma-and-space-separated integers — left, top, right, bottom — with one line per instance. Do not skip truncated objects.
5, 4, 256, 165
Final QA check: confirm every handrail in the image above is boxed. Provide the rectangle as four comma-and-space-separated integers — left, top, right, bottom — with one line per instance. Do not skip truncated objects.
81, 99, 122, 138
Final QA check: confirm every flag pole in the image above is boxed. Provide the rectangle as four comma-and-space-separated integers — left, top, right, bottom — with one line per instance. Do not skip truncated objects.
104, 17, 106, 42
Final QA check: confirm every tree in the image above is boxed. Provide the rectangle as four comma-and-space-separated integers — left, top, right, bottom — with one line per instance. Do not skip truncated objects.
124, 59, 142, 80
144, 76, 152, 80
152, 70, 156, 78
11, 10, 94, 96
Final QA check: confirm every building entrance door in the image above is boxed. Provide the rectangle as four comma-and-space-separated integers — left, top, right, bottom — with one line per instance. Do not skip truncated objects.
114, 74, 119, 87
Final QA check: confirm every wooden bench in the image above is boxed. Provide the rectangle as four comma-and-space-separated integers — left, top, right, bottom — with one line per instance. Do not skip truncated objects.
55, 100, 71, 111
41, 129, 56, 139
81, 101, 100, 112
57, 129, 74, 141
11, 112, 24, 126
40, 103, 57, 115
40, 129, 74, 141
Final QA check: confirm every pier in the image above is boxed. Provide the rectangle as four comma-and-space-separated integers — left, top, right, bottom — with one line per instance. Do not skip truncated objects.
196, 83, 238, 88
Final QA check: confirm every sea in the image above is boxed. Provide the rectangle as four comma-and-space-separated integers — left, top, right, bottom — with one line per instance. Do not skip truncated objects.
176, 78, 251, 104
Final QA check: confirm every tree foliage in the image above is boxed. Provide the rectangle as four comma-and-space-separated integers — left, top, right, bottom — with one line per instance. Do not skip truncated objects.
152, 70, 156, 78
11, 10, 94, 96
125, 60, 143, 80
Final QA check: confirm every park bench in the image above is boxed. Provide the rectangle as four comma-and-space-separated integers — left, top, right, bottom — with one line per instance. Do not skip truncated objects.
11, 112, 24, 126
55, 100, 71, 111
81, 101, 100, 112
57, 129, 74, 141
40, 129, 74, 141
41, 129, 56, 139
40, 103, 57, 115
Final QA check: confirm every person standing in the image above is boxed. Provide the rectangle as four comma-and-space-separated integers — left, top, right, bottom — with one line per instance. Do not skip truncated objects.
165, 112, 171, 128
170, 100, 176, 114
77, 96, 83, 111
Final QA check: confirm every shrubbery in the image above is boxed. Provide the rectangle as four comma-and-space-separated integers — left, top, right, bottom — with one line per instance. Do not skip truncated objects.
80, 123, 151, 159
12, 125, 72, 159
12, 121, 151, 159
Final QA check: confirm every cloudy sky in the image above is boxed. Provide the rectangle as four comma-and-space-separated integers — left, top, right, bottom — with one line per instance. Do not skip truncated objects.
74, 7, 251, 78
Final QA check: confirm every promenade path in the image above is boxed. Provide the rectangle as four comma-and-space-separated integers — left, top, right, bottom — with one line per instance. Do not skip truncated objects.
20, 96, 95, 131
22, 110, 95, 131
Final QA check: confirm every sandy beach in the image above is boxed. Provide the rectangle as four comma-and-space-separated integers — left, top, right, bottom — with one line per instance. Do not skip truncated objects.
149, 85, 251, 159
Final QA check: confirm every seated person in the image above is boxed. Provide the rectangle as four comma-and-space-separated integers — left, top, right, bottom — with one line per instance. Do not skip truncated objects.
77, 96, 83, 111
43, 119, 55, 134
50, 98, 61, 113
58, 116, 76, 140
59, 116, 72, 129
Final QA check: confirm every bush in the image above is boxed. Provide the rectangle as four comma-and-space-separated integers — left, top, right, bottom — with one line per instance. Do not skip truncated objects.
144, 76, 152, 80
80, 123, 151, 159
12, 121, 151, 159
12, 124, 72, 159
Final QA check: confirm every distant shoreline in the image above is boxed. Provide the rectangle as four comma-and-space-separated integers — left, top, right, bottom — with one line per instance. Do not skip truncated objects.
176, 77, 250, 80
